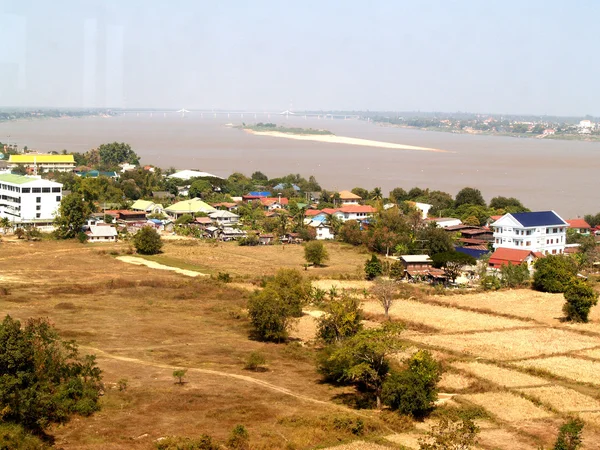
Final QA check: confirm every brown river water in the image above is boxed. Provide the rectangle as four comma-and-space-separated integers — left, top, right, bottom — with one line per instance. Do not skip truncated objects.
1, 114, 598, 218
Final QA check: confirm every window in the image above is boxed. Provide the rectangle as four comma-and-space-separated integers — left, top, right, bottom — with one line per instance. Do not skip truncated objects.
36, 213, 40, 218
32, 188, 41, 193
36, 197, 41, 203
22, 188, 30, 193
42, 187, 50, 193
51, 187, 60, 193
526, 241, 531, 246
36, 205, 41, 211
553, 228, 557, 233
56, 196, 61, 202
546, 228, 550, 234
552, 249, 557, 254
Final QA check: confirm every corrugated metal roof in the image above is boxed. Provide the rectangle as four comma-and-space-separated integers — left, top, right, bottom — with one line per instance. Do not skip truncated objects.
510, 211, 567, 227
9, 154, 75, 163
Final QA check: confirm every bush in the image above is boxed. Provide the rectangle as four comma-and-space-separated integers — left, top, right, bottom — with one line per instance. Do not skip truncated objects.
217, 272, 231, 283
563, 279, 599, 323
155, 435, 219, 450
133, 226, 163, 255
0, 423, 49, 449
419, 417, 479, 450
481, 275, 501, 291
500, 262, 530, 288
364, 254, 383, 280
77, 231, 88, 243
533, 255, 578, 293
226, 425, 250, 450
382, 350, 441, 418
0, 316, 102, 433
244, 352, 266, 371
238, 235, 259, 246
304, 241, 329, 266
553, 418, 584, 450
317, 294, 363, 343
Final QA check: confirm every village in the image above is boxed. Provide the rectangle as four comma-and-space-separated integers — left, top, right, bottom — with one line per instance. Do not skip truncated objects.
0, 148, 598, 287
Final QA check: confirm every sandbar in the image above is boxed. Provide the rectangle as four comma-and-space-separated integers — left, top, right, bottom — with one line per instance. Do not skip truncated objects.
245, 130, 449, 153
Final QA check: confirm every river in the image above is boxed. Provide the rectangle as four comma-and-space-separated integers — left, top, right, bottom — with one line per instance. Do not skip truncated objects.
1, 114, 598, 218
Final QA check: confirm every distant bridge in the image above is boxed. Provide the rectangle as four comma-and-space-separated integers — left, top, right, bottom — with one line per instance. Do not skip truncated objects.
119, 109, 360, 120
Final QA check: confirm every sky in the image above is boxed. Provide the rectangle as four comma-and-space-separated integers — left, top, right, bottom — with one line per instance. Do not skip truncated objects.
0, 0, 599, 116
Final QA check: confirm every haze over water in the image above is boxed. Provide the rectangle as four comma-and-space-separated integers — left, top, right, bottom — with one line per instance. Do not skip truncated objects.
1, 115, 598, 218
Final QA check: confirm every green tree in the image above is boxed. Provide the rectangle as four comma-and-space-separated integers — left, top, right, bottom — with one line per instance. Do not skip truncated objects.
319, 324, 404, 408
54, 193, 91, 239
172, 369, 187, 385
189, 179, 213, 198
533, 255, 578, 293
419, 223, 454, 256
247, 269, 310, 342
133, 226, 163, 255
338, 220, 364, 246
563, 279, 599, 323
381, 350, 441, 417
419, 418, 479, 450
489, 196, 527, 212
364, 254, 383, 280
351, 187, 369, 200
431, 251, 476, 283
0, 217, 11, 235
553, 418, 584, 450
0, 316, 102, 433
97, 142, 139, 167
304, 241, 329, 266
370, 187, 383, 201
389, 187, 408, 203
317, 294, 363, 344
500, 262, 530, 288
455, 187, 486, 207
251, 171, 268, 182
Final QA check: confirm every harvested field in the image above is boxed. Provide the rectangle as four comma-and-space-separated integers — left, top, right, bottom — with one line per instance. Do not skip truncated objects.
453, 361, 549, 388
116, 255, 207, 277
410, 328, 599, 360
515, 356, 600, 386
477, 427, 536, 450
518, 385, 600, 412
326, 442, 393, 450
361, 299, 532, 333
312, 279, 373, 291
289, 313, 319, 342
437, 371, 475, 392
384, 433, 424, 449
461, 392, 552, 422
577, 348, 600, 360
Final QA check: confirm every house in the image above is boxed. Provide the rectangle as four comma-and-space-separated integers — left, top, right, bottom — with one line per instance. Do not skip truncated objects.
219, 227, 247, 241
164, 198, 216, 219
491, 211, 568, 255
212, 202, 238, 212
260, 197, 289, 210
338, 190, 361, 205
407, 201, 433, 219
488, 248, 543, 270
192, 216, 213, 229
309, 221, 334, 240
567, 219, 591, 235
280, 233, 303, 244
168, 170, 223, 180
259, 234, 275, 245
208, 210, 239, 225
86, 225, 118, 243
105, 210, 148, 223
130, 199, 163, 215
427, 217, 463, 228
333, 205, 376, 222
119, 163, 137, 172
0, 174, 62, 228
459, 227, 494, 242
399, 255, 433, 272
8, 154, 75, 173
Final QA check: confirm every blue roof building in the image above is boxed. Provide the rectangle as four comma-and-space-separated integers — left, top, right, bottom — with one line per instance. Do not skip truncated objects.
273, 183, 300, 191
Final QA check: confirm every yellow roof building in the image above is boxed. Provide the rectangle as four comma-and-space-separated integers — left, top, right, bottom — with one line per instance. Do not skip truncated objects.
8, 154, 75, 164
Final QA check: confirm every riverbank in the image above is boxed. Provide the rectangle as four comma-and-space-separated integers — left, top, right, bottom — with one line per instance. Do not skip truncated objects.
244, 129, 449, 153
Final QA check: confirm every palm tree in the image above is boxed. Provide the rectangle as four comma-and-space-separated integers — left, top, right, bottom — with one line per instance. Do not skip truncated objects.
370, 187, 383, 201
0, 217, 11, 235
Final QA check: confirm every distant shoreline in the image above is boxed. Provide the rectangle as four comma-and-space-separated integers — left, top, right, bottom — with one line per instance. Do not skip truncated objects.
375, 122, 600, 143
244, 129, 450, 153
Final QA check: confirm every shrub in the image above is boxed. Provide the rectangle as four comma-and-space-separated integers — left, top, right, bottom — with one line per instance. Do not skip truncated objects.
155, 435, 219, 450
217, 272, 231, 283
317, 294, 363, 343
382, 350, 441, 418
500, 262, 530, 288
553, 418, 584, 450
533, 255, 578, 293
419, 417, 479, 450
304, 240, 329, 266
481, 274, 501, 291
77, 231, 88, 243
390, 261, 405, 280
238, 235, 259, 246
244, 352, 266, 371
563, 279, 599, 323
226, 425, 250, 450
117, 378, 128, 391
173, 369, 187, 385
133, 226, 163, 255
364, 254, 383, 280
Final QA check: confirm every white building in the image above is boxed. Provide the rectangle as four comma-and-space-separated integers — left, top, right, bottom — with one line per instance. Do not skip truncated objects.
332, 205, 377, 222
86, 225, 118, 242
338, 190, 361, 205
208, 210, 239, 226
427, 217, 463, 228
0, 174, 62, 226
310, 221, 335, 240
491, 211, 568, 255
168, 170, 223, 180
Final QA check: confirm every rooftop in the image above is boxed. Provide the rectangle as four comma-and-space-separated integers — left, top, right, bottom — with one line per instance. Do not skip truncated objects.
567, 219, 591, 229
0, 174, 41, 185
338, 190, 361, 200
8, 154, 75, 164
401, 255, 433, 263
503, 211, 567, 228
489, 248, 540, 266
168, 170, 223, 180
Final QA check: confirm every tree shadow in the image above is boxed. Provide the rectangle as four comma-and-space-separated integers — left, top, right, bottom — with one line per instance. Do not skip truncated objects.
331, 391, 377, 410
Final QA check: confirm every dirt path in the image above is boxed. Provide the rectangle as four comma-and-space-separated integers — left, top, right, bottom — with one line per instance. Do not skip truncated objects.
116, 256, 207, 277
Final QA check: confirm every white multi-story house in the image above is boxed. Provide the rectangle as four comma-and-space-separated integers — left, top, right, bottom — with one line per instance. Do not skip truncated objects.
332, 205, 377, 222
0, 174, 63, 227
491, 211, 568, 255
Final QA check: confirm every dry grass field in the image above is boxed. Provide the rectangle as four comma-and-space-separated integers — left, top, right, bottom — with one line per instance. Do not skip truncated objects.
5, 238, 600, 449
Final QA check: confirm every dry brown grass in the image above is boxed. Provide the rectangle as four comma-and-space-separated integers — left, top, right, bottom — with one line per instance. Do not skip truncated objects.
453, 361, 549, 388
515, 356, 600, 386
312, 279, 373, 291
518, 385, 600, 412
409, 328, 599, 360
361, 299, 532, 333
437, 371, 476, 392
477, 427, 537, 450
152, 240, 368, 279
460, 392, 552, 422
0, 240, 400, 449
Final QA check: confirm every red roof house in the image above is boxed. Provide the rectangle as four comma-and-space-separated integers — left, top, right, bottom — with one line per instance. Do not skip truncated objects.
567, 219, 591, 233
488, 248, 542, 269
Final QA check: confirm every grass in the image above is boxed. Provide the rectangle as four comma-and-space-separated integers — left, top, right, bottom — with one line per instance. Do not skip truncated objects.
452, 361, 549, 388
517, 385, 600, 412
461, 392, 552, 422
515, 356, 600, 386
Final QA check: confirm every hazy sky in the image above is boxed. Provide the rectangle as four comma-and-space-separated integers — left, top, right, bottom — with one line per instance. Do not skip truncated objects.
1, 0, 598, 115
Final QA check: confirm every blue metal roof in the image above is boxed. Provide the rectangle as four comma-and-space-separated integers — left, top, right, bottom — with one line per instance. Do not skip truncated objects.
455, 247, 490, 259
510, 211, 566, 227
248, 191, 271, 197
